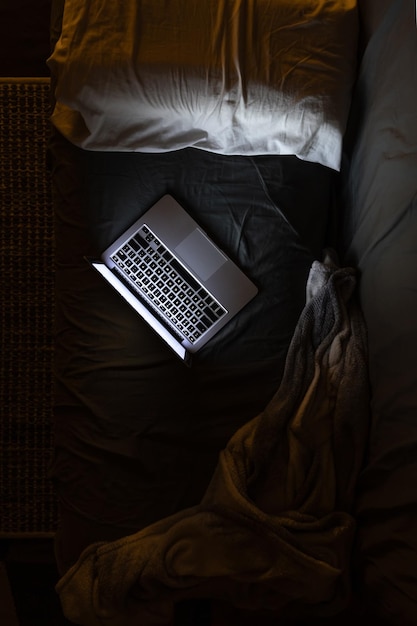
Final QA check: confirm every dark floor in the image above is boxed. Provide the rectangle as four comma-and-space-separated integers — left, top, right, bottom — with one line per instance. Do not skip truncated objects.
0, 0, 52, 77
1, 539, 72, 626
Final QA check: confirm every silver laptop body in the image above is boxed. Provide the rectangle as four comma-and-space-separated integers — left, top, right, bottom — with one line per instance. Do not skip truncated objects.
89, 194, 258, 365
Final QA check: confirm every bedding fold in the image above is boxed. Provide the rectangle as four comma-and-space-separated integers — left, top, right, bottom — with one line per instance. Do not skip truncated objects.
56, 255, 370, 625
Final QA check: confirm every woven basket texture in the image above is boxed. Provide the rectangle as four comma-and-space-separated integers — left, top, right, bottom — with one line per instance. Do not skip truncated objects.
0, 78, 57, 536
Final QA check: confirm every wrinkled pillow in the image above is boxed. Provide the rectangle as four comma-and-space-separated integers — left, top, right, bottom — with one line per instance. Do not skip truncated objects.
49, 0, 358, 171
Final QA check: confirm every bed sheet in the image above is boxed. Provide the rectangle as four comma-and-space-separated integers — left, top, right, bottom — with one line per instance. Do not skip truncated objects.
50, 128, 335, 573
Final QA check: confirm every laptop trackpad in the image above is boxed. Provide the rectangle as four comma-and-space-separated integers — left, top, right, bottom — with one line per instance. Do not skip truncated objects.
175, 228, 227, 281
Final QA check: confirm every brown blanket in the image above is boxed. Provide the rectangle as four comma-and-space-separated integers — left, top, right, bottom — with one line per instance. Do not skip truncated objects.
56, 256, 370, 625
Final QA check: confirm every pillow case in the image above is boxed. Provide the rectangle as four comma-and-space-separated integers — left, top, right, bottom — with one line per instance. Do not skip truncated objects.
48, 0, 358, 171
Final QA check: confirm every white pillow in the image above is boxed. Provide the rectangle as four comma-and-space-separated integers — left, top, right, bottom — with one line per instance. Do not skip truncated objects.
49, 0, 358, 171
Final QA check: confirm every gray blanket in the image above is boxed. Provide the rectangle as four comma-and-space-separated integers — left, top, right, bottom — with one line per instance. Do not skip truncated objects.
56, 256, 370, 625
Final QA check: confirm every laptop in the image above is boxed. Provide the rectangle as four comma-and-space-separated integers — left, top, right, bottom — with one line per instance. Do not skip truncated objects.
88, 194, 258, 365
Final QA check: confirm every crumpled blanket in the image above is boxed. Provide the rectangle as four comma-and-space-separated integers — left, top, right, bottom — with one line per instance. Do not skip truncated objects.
56, 256, 370, 626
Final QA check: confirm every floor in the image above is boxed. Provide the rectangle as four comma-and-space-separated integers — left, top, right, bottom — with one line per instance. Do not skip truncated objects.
1, 3, 60, 620
0, 0, 51, 77
0, 539, 72, 626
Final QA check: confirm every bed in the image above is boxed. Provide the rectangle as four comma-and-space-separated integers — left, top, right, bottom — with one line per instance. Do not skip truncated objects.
47, 1, 417, 624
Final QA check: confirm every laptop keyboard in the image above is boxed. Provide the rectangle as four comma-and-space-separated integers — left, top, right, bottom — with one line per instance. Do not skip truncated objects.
111, 225, 227, 343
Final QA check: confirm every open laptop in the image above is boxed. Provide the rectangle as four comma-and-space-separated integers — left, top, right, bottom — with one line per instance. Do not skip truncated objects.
88, 194, 258, 365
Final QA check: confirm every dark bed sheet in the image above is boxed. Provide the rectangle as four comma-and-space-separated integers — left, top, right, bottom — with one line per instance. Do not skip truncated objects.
50, 130, 335, 572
